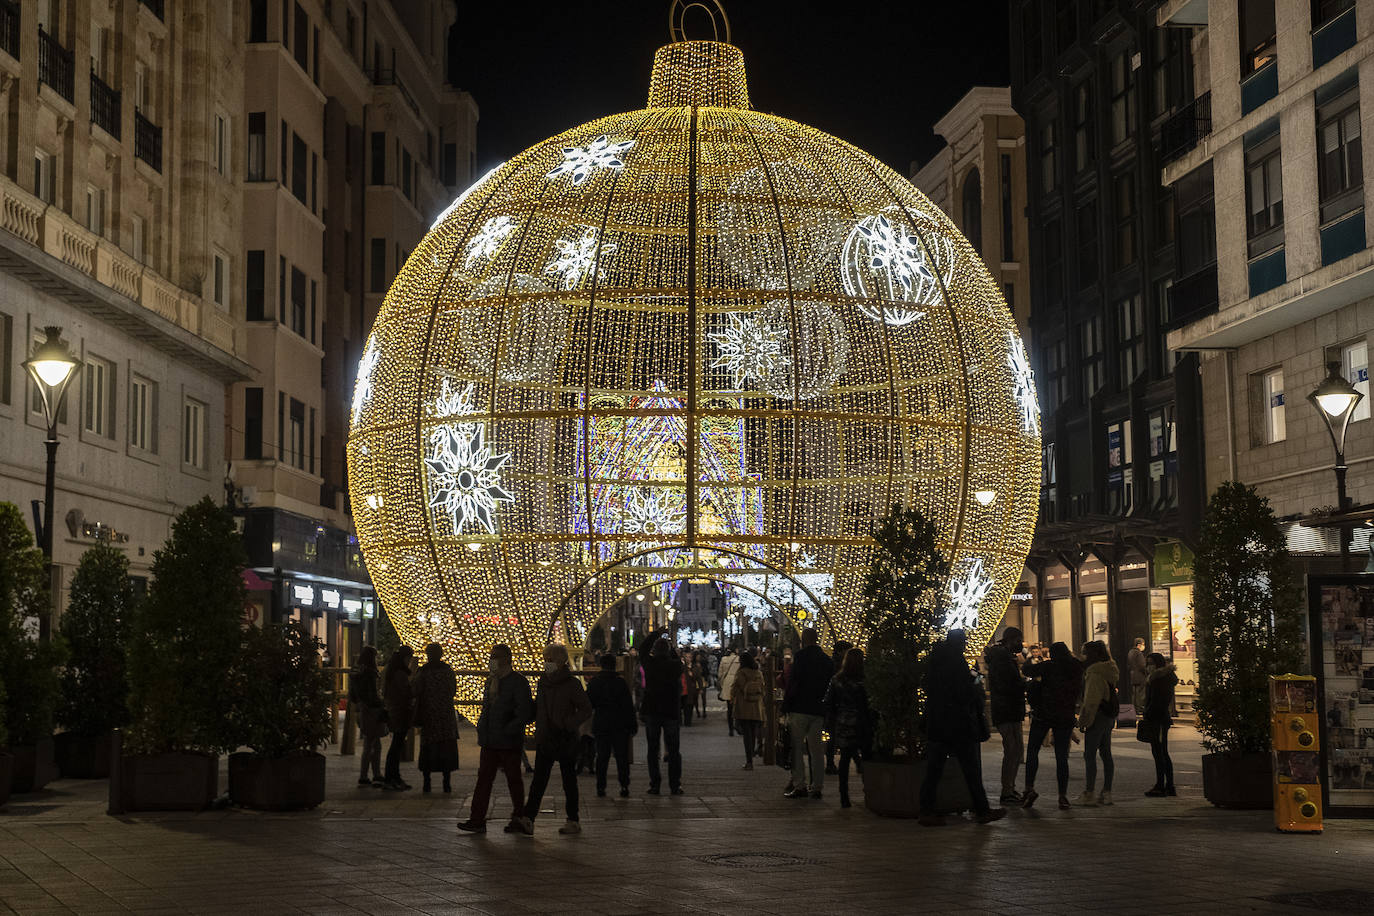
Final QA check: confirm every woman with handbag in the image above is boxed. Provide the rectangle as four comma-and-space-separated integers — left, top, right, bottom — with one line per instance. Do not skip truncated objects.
1076, 640, 1120, 807
351, 646, 387, 787
1141, 652, 1178, 797
730, 651, 766, 770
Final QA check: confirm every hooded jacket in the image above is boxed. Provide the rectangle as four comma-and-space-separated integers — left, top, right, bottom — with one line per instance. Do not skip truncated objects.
783, 643, 833, 716
729, 665, 767, 722
983, 642, 1026, 725
923, 640, 986, 745
1077, 659, 1121, 730
717, 652, 740, 700
586, 669, 637, 736
1143, 663, 1179, 725
533, 666, 592, 753
1022, 654, 1083, 729
475, 670, 533, 750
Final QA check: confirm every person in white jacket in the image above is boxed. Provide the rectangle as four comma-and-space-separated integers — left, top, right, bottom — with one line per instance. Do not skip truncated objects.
717, 650, 741, 737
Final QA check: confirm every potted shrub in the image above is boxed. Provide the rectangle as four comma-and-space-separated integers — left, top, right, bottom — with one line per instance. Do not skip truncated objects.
227, 622, 332, 810
55, 542, 134, 778
1193, 481, 1305, 809
859, 503, 972, 817
0, 502, 65, 794
116, 498, 245, 812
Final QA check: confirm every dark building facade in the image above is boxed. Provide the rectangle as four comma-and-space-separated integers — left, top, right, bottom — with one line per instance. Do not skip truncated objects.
1010, 0, 1209, 702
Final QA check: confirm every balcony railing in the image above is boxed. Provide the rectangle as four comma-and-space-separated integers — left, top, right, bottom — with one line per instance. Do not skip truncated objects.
372, 68, 422, 120
90, 70, 121, 139
0, 0, 19, 61
1159, 91, 1211, 166
134, 108, 162, 172
138, 0, 165, 21
1166, 263, 1219, 328
38, 27, 74, 103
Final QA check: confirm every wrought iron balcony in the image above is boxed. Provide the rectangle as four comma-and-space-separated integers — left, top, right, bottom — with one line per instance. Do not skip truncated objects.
38, 27, 74, 103
0, 0, 19, 61
135, 108, 162, 173
90, 71, 121, 139
1159, 91, 1211, 167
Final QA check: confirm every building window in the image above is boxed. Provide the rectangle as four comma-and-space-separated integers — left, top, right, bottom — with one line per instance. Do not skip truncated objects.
278, 256, 286, 322
1156, 278, 1177, 375
1314, 0, 1356, 28
0, 311, 12, 406
346, 11, 357, 58
1156, 191, 1176, 248
370, 132, 385, 185
291, 267, 307, 337
1245, 131, 1284, 255
211, 252, 228, 309
291, 132, 308, 205
1022, 1, 1043, 79
86, 185, 105, 236
244, 387, 263, 460
961, 168, 982, 255
246, 250, 266, 320
1116, 293, 1144, 388
293, 2, 309, 72
184, 397, 206, 469
311, 152, 318, 214
34, 150, 55, 203
1113, 171, 1137, 270
84, 355, 115, 440
370, 238, 387, 293
1072, 82, 1093, 174
1148, 405, 1178, 509
442, 143, 458, 186
1240, 0, 1277, 77
214, 111, 229, 176
402, 148, 413, 202
247, 112, 266, 181
249, 0, 267, 42
1039, 121, 1057, 194
1041, 338, 1068, 411
1258, 367, 1286, 444
129, 375, 156, 453
1000, 154, 1014, 261
1054, 0, 1075, 53
1080, 316, 1104, 401
1043, 218, 1063, 304
1076, 202, 1098, 287
1110, 51, 1135, 146
1317, 87, 1362, 224
1340, 339, 1370, 422
1040, 441, 1057, 522
1106, 418, 1134, 516
288, 397, 306, 470
1177, 163, 1216, 276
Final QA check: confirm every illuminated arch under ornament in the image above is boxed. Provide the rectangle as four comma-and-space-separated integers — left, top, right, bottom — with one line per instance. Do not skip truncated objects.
347, 30, 1040, 703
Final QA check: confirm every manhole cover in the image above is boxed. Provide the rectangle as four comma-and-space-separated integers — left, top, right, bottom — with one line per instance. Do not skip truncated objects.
695, 852, 819, 869
1262, 889, 1367, 912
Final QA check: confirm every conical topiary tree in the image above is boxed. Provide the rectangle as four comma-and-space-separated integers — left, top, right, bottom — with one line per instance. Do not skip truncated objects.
0, 501, 65, 748
861, 502, 950, 758
58, 542, 135, 738
1192, 481, 1305, 754
126, 497, 246, 755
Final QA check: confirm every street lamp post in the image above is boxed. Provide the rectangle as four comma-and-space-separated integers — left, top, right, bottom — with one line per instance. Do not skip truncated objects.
1308, 360, 1364, 569
23, 327, 81, 640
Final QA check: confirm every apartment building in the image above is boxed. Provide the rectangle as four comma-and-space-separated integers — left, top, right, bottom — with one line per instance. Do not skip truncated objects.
1160, 0, 1373, 564
0, 0, 251, 612
228, 0, 478, 658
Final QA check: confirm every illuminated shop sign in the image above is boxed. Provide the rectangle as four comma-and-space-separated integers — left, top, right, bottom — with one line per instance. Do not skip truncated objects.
321, 589, 341, 609
292, 584, 316, 607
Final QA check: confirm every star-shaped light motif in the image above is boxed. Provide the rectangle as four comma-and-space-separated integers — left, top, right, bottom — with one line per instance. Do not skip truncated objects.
621, 487, 687, 540
545, 225, 616, 290
859, 215, 932, 293
944, 557, 994, 631
423, 381, 514, 536
464, 215, 516, 269
1007, 332, 1040, 436
546, 135, 634, 186
708, 312, 790, 390
351, 335, 379, 426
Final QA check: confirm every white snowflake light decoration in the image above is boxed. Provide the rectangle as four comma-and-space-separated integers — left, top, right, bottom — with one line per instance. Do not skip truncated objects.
546, 135, 634, 186
546, 225, 616, 290
464, 215, 517, 269
708, 311, 790, 390
841, 213, 956, 327
351, 335, 379, 427
621, 487, 687, 540
1007, 331, 1040, 436
430, 377, 479, 421
423, 381, 514, 536
944, 557, 994, 631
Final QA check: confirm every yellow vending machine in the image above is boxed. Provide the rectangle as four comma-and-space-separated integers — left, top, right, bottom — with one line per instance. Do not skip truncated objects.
1270, 674, 1322, 833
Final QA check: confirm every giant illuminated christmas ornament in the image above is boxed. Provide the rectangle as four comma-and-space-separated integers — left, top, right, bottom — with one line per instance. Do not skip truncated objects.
347, 7, 1040, 701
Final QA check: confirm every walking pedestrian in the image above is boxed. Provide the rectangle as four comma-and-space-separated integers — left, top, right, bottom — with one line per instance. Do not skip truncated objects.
350, 646, 386, 787
918, 629, 1005, 825
718, 648, 740, 736
695, 654, 709, 719
729, 650, 766, 769
412, 642, 460, 794
984, 627, 1026, 805
824, 640, 853, 775
1077, 640, 1120, 807
1127, 637, 1148, 714
1020, 641, 1083, 809
782, 627, 832, 799
458, 644, 533, 834
382, 645, 415, 791
515, 644, 592, 836
587, 652, 636, 798
1142, 652, 1178, 797
822, 647, 870, 809
682, 656, 700, 727
640, 637, 684, 795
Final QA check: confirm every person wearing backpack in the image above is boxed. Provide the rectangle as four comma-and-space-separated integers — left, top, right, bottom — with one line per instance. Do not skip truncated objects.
729, 650, 766, 769
1076, 640, 1120, 807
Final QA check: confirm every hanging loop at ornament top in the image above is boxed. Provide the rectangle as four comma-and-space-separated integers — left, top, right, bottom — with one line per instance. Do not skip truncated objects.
669, 0, 731, 44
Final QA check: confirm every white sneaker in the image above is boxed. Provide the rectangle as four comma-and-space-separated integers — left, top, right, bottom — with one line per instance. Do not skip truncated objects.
1099, 791, 1113, 806
558, 819, 581, 835
1079, 790, 1098, 807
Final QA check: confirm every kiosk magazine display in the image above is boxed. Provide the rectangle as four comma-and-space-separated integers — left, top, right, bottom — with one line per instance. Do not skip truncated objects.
1309, 575, 1374, 815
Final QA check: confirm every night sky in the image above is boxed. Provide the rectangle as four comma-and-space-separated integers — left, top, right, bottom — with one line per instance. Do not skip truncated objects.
448, 0, 1011, 178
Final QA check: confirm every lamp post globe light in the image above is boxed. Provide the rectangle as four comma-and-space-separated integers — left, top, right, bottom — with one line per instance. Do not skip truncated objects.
22, 326, 81, 639
1307, 360, 1364, 565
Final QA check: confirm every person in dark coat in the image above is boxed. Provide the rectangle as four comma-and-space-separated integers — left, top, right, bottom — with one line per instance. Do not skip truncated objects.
918, 629, 1004, 825
782, 627, 833, 799
1142, 652, 1178, 797
822, 647, 870, 808
983, 626, 1026, 804
640, 637, 684, 794
516, 643, 592, 836
824, 640, 853, 774
412, 642, 460, 793
350, 646, 386, 787
1127, 638, 1149, 713
458, 644, 533, 834
1020, 640, 1084, 809
587, 653, 636, 797
382, 645, 415, 790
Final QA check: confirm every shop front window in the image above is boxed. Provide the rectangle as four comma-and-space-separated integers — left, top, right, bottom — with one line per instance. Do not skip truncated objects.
1106, 418, 1134, 515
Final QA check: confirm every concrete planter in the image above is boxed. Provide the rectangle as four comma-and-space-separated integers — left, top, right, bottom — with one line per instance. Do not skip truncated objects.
8, 737, 57, 793
228, 751, 326, 811
861, 757, 976, 817
54, 731, 113, 779
1202, 751, 1272, 809
113, 752, 218, 812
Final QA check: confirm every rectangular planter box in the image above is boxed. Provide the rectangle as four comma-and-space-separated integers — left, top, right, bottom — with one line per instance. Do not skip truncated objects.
113, 752, 218, 812
862, 757, 975, 818
54, 731, 113, 779
228, 751, 326, 811
1202, 751, 1272, 810
8, 737, 57, 794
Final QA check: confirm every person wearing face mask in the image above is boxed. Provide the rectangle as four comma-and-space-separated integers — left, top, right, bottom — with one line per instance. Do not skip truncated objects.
458, 644, 533, 834
513, 643, 592, 836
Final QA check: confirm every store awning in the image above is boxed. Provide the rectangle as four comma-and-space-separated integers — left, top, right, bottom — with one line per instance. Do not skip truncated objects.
241, 568, 273, 592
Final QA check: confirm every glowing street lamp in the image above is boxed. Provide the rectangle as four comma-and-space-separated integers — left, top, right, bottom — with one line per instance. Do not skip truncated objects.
1308, 360, 1364, 565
